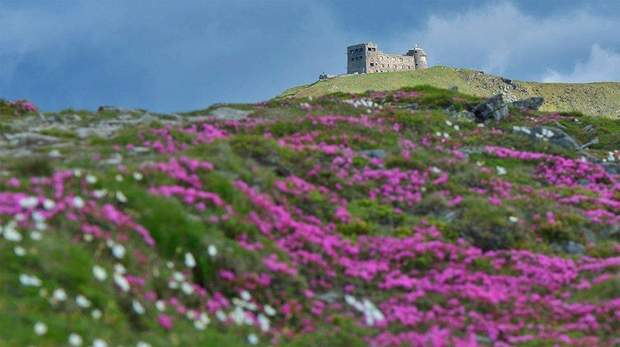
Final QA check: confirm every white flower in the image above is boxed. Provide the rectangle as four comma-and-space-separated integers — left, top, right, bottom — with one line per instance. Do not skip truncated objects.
76, 295, 91, 308
92, 266, 107, 281
509, 216, 519, 223
72, 196, 85, 209
207, 244, 218, 257
30, 231, 43, 240
199, 312, 210, 325
133, 172, 144, 181
111, 244, 126, 259
4, 228, 22, 242
344, 294, 356, 306
93, 189, 108, 199
496, 166, 507, 175
230, 306, 246, 325
184, 252, 197, 268
49, 149, 62, 158
19, 196, 39, 209
247, 333, 259, 345
264, 305, 276, 317
32, 211, 46, 223
173, 272, 184, 282
34, 220, 47, 231
52, 288, 67, 302
91, 309, 102, 320
19, 274, 42, 287
132, 300, 145, 315
156, 300, 166, 311
136, 342, 152, 347
257, 313, 270, 332
454, 125, 460, 131
73, 169, 83, 177
215, 310, 227, 322
115, 174, 124, 182
92, 338, 108, 347
240, 290, 251, 301
181, 282, 194, 295
14, 246, 26, 256
115, 191, 127, 203
194, 320, 206, 330
34, 322, 47, 335
114, 263, 126, 275
114, 273, 130, 292
43, 199, 56, 210
83, 234, 94, 242
86, 175, 98, 184
68, 333, 83, 346
445, 120, 453, 126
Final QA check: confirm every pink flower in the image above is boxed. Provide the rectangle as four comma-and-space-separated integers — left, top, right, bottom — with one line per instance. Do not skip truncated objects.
158, 314, 173, 330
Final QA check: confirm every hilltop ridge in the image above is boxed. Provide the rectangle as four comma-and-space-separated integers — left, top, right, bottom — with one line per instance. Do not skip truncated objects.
280, 66, 620, 118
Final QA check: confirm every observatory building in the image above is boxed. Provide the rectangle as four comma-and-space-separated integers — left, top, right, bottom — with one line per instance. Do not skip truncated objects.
347, 42, 428, 74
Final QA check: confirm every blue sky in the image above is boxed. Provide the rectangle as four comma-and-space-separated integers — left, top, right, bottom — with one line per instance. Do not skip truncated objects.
0, 0, 619, 112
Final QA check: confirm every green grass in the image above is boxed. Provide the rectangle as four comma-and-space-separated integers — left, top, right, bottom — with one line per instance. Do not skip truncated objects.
279, 66, 620, 118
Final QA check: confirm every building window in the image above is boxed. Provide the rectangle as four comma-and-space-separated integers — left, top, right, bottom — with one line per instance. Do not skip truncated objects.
370, 63, 375, 66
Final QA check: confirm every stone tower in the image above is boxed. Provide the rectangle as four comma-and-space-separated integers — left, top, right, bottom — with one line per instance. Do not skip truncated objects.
406, 46, 428, 69
347, 42, 428, 74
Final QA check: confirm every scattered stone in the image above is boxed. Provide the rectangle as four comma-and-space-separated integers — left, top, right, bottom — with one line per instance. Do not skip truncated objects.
4, 132, 60, 146
553, 241, 585, 256
602, 163, 620, 175
445, 105, 475, 121
513, 125, 582, 151
76, 125, 121, 139
458, 146, 485, 156
471, 94, 509, 123
360, 149, 386, 159
580, 137, 599, 149
317, 291, 340, 303
531, 126, 581, 150
511, 97, 544, 111
209, 107, 252, 121
97, 106, 143, 114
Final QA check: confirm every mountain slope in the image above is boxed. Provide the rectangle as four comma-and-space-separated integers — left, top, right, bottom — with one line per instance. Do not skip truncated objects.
279, 66, 620, 118
0, 87, 619, 346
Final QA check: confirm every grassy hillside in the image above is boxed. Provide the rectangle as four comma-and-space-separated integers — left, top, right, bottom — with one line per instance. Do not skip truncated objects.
0, 87, 619, 346
279, 66, 620, 118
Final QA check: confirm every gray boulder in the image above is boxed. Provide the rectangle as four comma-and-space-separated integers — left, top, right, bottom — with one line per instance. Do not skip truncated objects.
531, 126, 581, 150
511, 97, 544, 111
472, 94, 509, 123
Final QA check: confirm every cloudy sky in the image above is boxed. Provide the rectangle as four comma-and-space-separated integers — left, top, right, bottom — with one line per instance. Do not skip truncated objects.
0, 0, 619, 112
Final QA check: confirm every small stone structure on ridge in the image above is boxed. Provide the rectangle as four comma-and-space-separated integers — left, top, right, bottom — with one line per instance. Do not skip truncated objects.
347, 42, 428, 74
